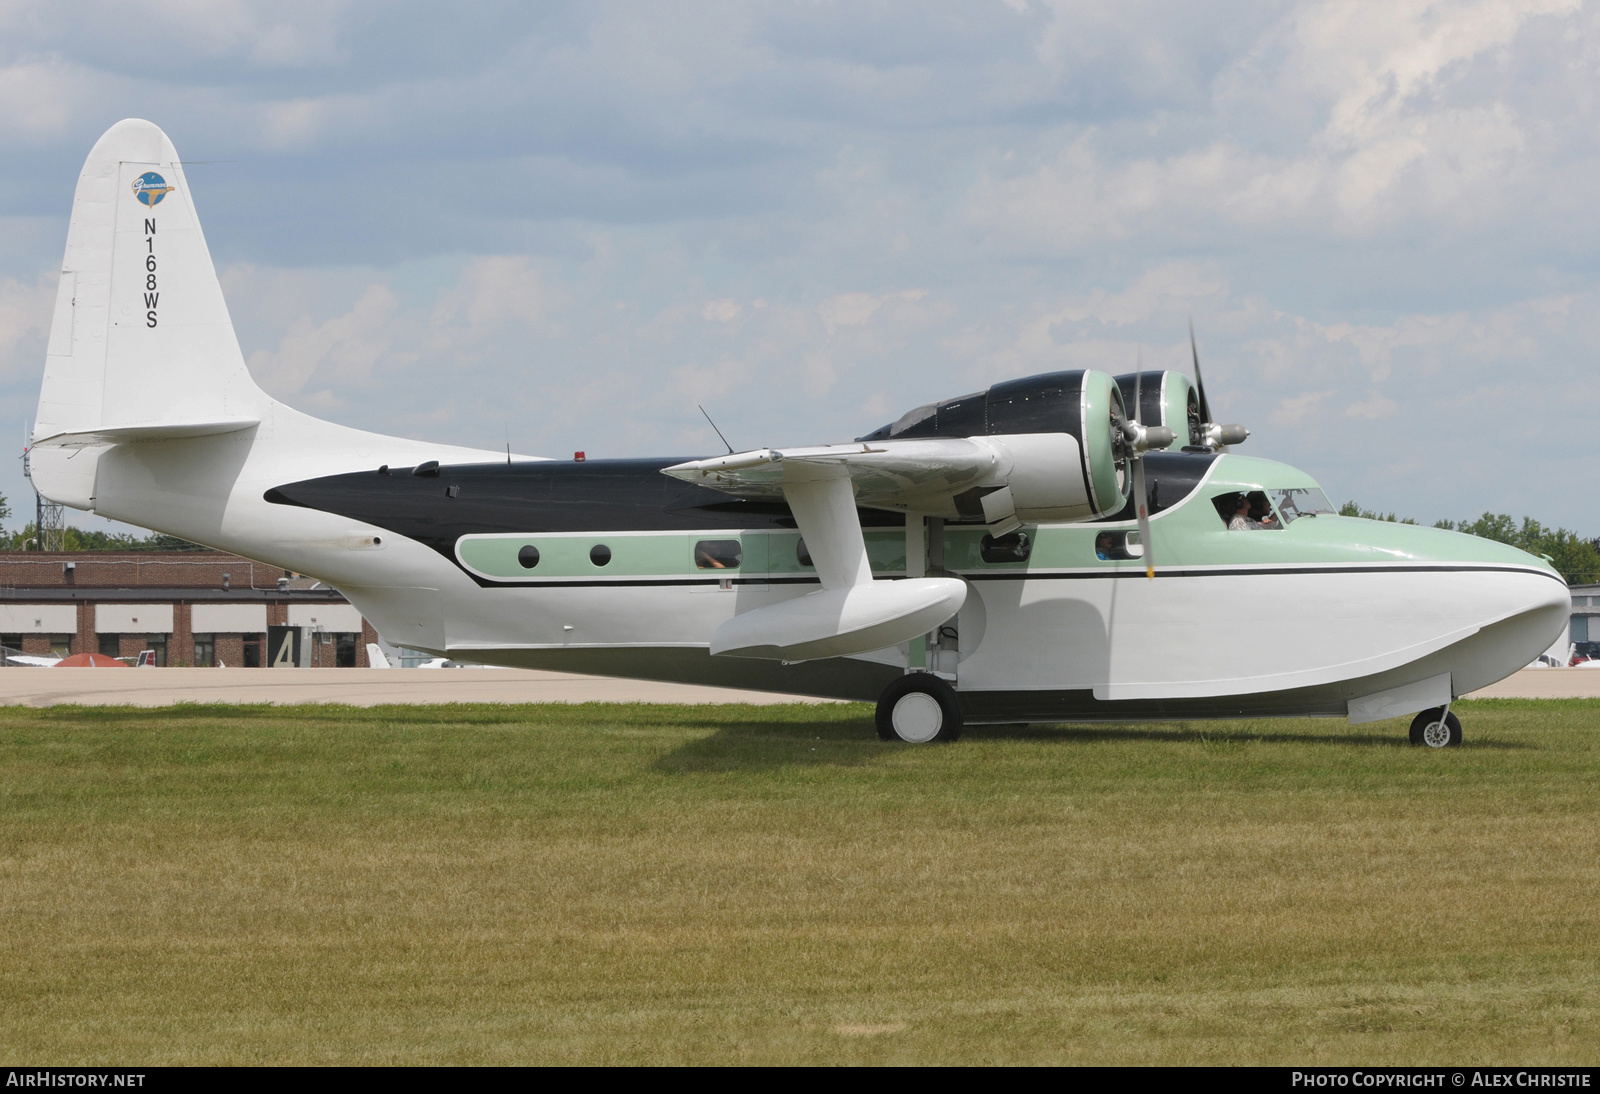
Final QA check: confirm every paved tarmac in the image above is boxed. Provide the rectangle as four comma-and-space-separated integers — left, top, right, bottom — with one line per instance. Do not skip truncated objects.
1462, 667, 1600, 700
0, 666, 1593, 708
0, 667, 840, 707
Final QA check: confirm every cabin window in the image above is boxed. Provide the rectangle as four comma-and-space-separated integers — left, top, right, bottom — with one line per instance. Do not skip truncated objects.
517, 544, 540, 568
1212, 490, 1281, 530
590, 544, 612, 566
1094, 530, 1143, 560
1270, 487, 1335, 524
980, 531, 1031, 564
694, 539, 742, 569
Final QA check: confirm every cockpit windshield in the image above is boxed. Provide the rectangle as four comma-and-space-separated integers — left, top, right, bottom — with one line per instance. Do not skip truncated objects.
1270, 487, 1336, 524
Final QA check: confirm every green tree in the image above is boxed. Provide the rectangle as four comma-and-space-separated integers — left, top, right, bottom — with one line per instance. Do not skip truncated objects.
1337, 500, 1416, 524
1341, 504, 1600, 586
1432, 513, 1600, 586
1, 522, 211, 552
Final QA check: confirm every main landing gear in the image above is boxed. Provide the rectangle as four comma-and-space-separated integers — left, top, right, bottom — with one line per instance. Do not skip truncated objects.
876, 673, 963, 743
1409, 706, 1462, 748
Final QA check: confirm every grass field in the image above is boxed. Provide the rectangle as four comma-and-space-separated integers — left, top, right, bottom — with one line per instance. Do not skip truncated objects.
2, 699, 1598, 1065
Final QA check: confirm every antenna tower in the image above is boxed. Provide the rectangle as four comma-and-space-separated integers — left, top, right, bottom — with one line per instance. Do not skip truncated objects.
21, 436, 64, 552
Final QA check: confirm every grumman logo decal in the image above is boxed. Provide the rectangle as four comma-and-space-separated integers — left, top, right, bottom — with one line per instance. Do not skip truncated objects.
131, 172, 173, 207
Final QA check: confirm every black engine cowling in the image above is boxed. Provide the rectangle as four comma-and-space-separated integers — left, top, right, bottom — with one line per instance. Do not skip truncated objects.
1114, 370, 1200, 450
858, 369, 1130, 518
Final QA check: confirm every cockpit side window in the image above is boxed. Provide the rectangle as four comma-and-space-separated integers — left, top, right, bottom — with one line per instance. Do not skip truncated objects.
1212, 490, 1281, 530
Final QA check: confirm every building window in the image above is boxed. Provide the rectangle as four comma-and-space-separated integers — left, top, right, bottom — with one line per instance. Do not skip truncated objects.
242, 635, 262, 668
1, 634, 20, 661
193, 633, 215, 667
336, 632, 358, 667
49, 634, 72, 659
99, 633, 120, 658
142, 635, 167, 667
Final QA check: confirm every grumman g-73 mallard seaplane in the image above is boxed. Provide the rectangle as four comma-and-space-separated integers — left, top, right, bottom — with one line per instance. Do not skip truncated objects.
30, 120, 1571, 745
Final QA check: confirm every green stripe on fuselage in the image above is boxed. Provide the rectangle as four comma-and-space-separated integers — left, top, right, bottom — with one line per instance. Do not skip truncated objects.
457, 529, 909, 580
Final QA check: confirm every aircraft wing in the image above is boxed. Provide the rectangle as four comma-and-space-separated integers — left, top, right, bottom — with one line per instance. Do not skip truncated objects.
662, 439, 1001, 515
4, 654, 62, 667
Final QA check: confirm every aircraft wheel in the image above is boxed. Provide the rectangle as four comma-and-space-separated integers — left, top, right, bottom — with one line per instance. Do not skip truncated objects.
1409, 707, 1462, 748
876, 674, 962, 744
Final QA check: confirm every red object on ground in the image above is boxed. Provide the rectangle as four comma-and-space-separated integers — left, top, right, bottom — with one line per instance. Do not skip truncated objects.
54, 652, 130, 668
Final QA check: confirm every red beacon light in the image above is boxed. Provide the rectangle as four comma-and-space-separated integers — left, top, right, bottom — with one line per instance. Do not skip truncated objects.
574, 451, 586, 462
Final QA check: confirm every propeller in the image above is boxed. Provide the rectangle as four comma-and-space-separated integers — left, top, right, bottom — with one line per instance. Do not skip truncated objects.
1118, 352, 1173, 579
1188, 318, 1250, 450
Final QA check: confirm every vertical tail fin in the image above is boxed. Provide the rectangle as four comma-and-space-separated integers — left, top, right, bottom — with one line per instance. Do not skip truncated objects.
34, 118, 264, 449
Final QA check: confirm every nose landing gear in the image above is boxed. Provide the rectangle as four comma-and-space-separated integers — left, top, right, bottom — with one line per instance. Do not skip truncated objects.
1409, 706, 1462, 748
876, 673, 963, 743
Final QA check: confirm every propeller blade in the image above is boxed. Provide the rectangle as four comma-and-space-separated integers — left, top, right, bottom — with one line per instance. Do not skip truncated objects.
1133, 450, 1154, 579
1133, 351, 1143, 427
1131, 352, 1152, 576
1189, 317, 1213, 427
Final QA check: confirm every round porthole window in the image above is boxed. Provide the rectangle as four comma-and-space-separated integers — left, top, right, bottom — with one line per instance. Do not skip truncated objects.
590, 544, 612, 566
517, 545, 540, 569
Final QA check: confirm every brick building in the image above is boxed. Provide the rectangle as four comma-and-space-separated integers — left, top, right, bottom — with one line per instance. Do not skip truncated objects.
0, 551, 378, 667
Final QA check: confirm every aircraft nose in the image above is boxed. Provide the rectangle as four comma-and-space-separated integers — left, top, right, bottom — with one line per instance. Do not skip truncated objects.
1449, 568, 1571, 693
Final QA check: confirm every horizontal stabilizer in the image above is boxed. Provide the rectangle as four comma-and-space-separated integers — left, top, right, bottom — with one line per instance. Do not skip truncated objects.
32, 418, 259, 448
711, 578, 967, 662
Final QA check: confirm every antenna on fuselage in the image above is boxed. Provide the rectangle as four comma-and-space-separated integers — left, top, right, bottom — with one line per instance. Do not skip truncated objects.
699, 405, 736, 455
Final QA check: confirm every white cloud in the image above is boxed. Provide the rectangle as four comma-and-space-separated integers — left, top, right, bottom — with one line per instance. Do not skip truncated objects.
969, 0, 1587, 247
246, 283, 405, 398
818, 290, 926, 334
1345, 390, 1400, 419
1271, 389, 1334, 426
701, 298, 741, 323
431, 256, 547, 344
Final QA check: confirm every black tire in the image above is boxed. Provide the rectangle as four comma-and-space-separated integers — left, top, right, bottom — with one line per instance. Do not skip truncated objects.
875, 673, 963, 743
1409, 707, 1462, 748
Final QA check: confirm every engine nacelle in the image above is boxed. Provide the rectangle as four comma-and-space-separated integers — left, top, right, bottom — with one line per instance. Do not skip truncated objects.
859, 369, 1130, 519
1114, 370, 1198, 450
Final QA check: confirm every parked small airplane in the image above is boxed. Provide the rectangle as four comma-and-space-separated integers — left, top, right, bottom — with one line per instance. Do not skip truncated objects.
29, 120, 1570, 745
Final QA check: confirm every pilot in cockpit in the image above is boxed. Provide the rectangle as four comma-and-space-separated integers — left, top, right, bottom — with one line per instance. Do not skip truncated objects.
1227, 492, 1278, 530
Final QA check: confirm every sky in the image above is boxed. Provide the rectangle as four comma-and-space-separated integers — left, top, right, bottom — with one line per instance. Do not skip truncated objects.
0, 0, 1597, 535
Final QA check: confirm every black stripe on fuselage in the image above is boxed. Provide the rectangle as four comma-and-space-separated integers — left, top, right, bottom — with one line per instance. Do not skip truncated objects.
264, 457, 901, 585
965, 562, 1567, 584
422, 562, 1561, 589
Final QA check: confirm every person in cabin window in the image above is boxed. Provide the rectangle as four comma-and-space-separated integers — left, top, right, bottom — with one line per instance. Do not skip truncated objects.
1228, 492, 1278, 530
